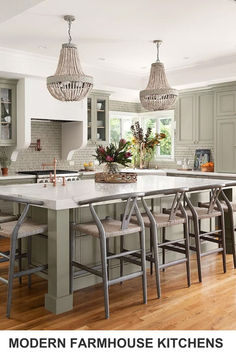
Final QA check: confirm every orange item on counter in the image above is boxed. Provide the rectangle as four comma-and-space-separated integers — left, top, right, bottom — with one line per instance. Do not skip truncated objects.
201, 161, 214, 172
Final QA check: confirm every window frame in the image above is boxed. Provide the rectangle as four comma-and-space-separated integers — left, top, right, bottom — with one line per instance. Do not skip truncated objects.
109, 111, 138, 143
139, 110, 175, 161
109, 110, 175, 161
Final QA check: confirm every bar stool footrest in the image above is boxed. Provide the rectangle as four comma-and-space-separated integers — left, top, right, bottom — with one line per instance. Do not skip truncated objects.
159, 258, 187, 270
13, 264, 48, 278
108, 271, 143, 286
72, 261, 103, 278
161, 244, 187, 254
107, 249, 141, 260
201, 248, 223, 257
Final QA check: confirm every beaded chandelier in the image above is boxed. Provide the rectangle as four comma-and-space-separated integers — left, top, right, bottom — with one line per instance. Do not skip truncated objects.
140, 40, 178, 111
47, 15, 93, 102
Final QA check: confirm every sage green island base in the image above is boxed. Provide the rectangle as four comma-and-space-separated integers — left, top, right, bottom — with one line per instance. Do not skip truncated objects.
45, 209, 73, 314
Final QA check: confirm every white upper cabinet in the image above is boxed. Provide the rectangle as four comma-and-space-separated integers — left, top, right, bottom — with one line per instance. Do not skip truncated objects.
176, 90, 214, 145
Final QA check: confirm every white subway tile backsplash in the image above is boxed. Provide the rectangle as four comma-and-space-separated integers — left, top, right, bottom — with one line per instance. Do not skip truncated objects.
2, 100, 214, 173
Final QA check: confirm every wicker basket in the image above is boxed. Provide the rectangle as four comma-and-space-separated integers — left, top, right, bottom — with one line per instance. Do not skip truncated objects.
201, 166, 214, 172
95, 172, 137, 183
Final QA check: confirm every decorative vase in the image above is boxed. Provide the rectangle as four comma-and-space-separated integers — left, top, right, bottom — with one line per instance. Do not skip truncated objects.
104, 163, 120, 174
1, 167, 8, 176
139, 143, 146, 169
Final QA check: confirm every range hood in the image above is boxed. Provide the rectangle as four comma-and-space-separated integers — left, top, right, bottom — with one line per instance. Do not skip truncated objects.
11, 77, 87, 161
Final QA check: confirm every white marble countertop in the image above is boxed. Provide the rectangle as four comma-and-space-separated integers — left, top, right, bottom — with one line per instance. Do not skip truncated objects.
0, 175, 234, 210
164, 169, 236, 179
0, 174, 36, 180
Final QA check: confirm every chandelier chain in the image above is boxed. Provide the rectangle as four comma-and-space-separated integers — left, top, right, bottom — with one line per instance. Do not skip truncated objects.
68, 19, 72, 44
156, 41, 160, 62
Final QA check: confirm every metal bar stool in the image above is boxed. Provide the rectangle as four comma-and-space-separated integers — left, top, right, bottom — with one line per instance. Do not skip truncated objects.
128, 187, 190, 298
70, 192, 147, 319
199, 189, 236, 268
0, 210, 18, 265
0, 195, 48, 318
182, 184, 226, 282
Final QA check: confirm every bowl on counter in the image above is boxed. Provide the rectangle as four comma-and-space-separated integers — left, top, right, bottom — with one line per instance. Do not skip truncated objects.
83, 162, 95, 171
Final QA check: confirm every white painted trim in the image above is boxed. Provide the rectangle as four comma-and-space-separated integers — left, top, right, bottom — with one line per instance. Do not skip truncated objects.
109, 111, 139, 118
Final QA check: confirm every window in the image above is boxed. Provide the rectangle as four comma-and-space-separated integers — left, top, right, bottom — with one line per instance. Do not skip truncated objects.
141, 113, 174, 159
110, 111, 174, 160
109, 112, 137, 144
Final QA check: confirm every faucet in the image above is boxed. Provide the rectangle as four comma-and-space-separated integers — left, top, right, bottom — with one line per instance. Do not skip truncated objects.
42, 157, 57, 187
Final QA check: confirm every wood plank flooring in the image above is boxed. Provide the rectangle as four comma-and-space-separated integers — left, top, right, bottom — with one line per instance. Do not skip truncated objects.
1, 236, 236, 330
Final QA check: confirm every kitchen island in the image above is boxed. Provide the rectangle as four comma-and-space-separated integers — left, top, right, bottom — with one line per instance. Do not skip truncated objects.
0, 175, 235, 315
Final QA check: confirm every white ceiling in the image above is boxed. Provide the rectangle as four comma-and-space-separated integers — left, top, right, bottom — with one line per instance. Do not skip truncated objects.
1, 0, 236, 90
0, 0, 45, 23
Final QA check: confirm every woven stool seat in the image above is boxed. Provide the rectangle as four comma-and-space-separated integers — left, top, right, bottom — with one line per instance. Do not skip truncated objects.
131, 212, 186, 228
199, 201, 236, 212
0, 219, 48, 239
177, 207, 221, 220
0, 212, 17, 223
75, 217, 141, 238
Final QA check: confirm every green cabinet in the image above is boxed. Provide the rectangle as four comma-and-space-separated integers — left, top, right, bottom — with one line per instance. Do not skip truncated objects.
216, 118, 236, 173
87, 90, 110, 144
176, 94, 195, 144
0, 79, 17, 146
176, 90, 214, 145
216, 90, 236, 117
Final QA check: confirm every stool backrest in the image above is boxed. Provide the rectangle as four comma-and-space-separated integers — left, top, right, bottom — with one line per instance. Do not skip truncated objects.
168, 190, 187, 221
185, 184, 224, 215
208, 187, 222, 213
77, 192, 145, 237
0, 195, 44, 241
0, 195, 44, 206
141, 187, 188, 228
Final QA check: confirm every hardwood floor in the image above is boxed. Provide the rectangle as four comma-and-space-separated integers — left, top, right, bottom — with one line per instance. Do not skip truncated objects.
1, 237, 236, 330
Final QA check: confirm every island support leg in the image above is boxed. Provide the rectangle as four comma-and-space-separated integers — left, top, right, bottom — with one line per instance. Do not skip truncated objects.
45, 209, 73, 314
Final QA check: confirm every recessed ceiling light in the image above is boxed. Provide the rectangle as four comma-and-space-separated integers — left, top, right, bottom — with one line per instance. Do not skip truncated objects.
141, 66, 147, 69
184, 56, 190, 60
38, 45, 47, 49
98, 57, 106, 61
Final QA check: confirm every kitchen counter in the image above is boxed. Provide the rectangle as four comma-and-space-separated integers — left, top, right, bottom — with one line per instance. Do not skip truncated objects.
80, 168, 236, 180
0, 175, 234, 210
0, 174, 36, 180
1, 175, 235, 316
164, 169, 236, 179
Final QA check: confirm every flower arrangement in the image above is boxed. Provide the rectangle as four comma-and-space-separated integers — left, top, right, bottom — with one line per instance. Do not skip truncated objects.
94, 139, 132, 174
130, 121, 166, 168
